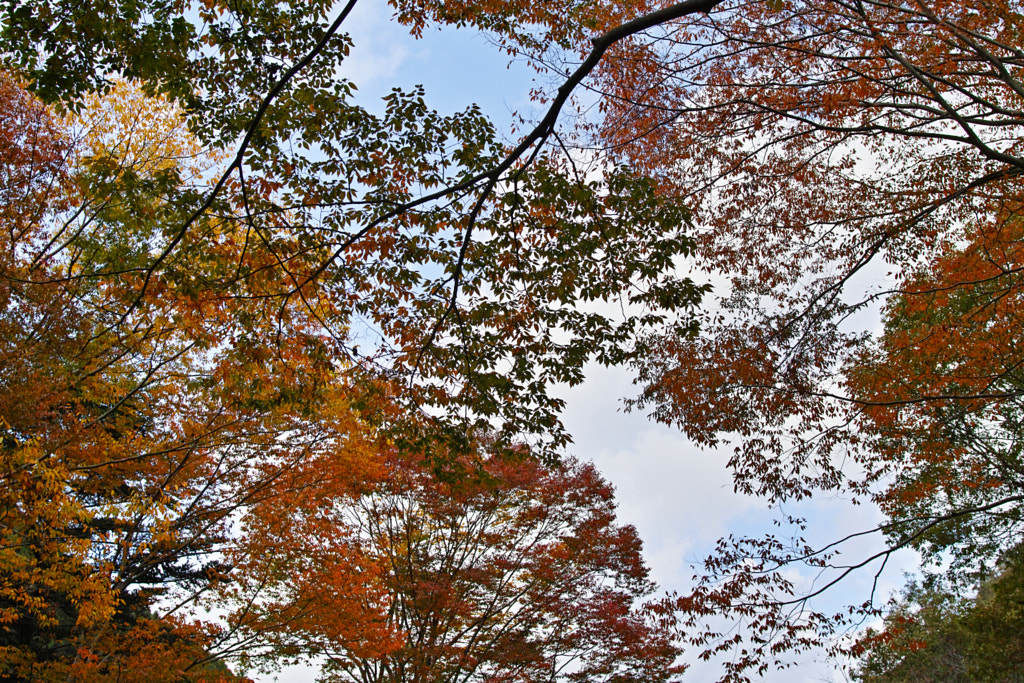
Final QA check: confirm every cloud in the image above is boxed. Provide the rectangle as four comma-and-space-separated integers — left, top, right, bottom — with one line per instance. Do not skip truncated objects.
558, 364, 763, 589
336, 2, 412, 86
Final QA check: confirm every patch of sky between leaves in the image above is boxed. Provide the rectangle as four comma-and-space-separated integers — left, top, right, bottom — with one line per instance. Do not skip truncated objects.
336, 0, 541, 138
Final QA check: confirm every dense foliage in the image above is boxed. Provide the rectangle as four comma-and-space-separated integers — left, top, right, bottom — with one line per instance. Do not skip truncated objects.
233, 449, 683, 683
853, 546, 1024, 683
4, 0, 1024, 680
0, 70, 376, 681
2, 0, 712, 456
0, 62, 682, 680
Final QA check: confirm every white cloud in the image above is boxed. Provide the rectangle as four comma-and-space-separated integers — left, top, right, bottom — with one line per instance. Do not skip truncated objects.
335, 2, 411, 86
557, 364, 762, 589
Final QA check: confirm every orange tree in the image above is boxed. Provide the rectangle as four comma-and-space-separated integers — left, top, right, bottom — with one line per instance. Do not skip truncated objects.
848, 208, 1024, 581
588, 0, 1024, 677
227, 443, 684, 683
0, 0, 725, 677
828, 206, 1024, 680
0, 73, 390, 681
0, 71, 227, 682
10, 0, 1024, 679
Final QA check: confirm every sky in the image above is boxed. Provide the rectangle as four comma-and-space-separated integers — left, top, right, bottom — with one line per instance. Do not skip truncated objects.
258, 3, 919, 681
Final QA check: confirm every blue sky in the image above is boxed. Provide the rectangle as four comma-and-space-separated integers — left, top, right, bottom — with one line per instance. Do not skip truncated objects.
336, 2, 539, 123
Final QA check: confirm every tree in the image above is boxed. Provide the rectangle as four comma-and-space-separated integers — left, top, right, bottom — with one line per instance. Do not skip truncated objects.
847, 211, 1024, 584
0, 72, 387, 681
230, 444, 684, 683
593, 0, 1024, 677
852, 545, 1024, 683
13, 0, 1024, 678
619, 0, 1024, 496
0, 61, 690, 679
2, 0, 719, 457
2, 0, 730, 674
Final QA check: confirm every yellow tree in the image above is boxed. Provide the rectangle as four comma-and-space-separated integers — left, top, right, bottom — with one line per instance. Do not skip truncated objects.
0, 73, 386, 681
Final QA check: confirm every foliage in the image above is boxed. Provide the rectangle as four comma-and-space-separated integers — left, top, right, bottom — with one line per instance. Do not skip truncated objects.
0, 71, 378, 680
1, 0, 714, 458
232, 444, 684, 683
852, 545, 1024, 683
9, 0, 1024, 679
0, 0, 734, 673
620, 0, 1024, 500
587, 0, 1024, 677
848, 208, 1024, 582
0, 37, 700, 675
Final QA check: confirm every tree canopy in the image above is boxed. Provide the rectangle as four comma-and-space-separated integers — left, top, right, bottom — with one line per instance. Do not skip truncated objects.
2, 0, 715, 456
229, 446, 683, 683
605, 0, 1024, 676
3, 0, 1024, 681
853, 545, 1024, 683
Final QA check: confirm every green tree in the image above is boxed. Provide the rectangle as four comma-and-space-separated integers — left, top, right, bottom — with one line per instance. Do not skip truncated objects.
854, 546, 1024, 683
2, 0, 719, 457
